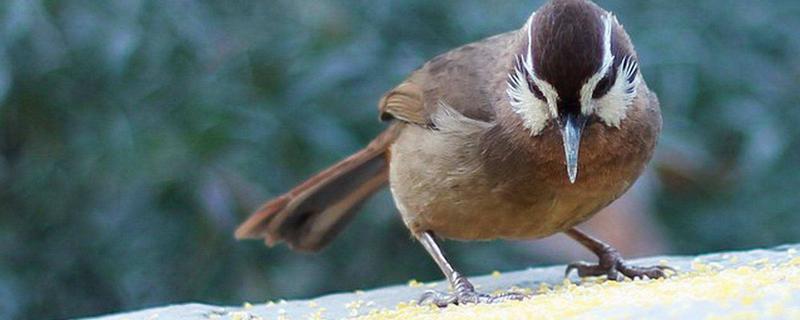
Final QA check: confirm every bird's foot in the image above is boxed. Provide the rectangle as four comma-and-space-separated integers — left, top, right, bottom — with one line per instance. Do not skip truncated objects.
565, 247, 676, 281
418, 290, 526, 308
418, 273, 527, 307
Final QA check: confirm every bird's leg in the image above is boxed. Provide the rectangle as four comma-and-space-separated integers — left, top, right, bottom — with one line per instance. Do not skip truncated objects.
416, 231, 526, 307
564, 228, 675, 281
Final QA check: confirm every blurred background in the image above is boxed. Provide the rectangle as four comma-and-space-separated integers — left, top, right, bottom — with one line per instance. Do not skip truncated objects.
1, 0, 799, 319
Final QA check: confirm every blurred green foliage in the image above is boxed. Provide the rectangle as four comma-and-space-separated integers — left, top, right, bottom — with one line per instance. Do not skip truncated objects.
0, 1, 798, 319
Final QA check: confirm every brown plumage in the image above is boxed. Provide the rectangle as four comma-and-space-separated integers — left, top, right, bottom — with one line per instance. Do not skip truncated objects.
237, 0, 671, 307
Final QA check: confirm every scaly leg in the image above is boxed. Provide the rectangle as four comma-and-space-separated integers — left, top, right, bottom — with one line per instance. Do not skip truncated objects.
564, 228, 675, 281
416, 231, 526, 307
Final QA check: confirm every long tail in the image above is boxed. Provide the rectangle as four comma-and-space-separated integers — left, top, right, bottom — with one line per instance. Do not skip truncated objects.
235, 123, 403, 252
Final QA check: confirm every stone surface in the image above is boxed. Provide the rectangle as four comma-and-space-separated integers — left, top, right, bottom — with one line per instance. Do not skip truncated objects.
86, 243, 800, 320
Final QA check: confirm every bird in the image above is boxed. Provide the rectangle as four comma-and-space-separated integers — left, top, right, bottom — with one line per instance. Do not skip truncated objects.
235, 0, 671, 307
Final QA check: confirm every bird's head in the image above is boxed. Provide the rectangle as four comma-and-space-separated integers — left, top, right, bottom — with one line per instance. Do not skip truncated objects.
506, 0, 641, 183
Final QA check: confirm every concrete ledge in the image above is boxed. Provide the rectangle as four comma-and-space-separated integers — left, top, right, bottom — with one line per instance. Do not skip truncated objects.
88, 243, 800, 319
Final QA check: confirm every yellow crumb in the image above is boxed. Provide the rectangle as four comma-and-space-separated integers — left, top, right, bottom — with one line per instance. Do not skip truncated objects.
307, 301, 319, 308
491, 270, 502, 278
408, 279, 424, 288
229, 311, 258, 320
537, 283, 551, 294
347, 300, 367, 317
306, 307, 327, 320
691, 260, 710, 272
346, 300, 365, 310
242, 302, 253, 309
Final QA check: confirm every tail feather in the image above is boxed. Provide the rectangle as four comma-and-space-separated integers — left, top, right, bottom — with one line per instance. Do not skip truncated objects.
235, 123, 402, 252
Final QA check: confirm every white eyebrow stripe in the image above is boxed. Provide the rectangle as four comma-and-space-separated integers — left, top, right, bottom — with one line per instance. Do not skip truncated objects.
524, 12, 535, 70
579, 12, 615, 115
522, 12, 559, 119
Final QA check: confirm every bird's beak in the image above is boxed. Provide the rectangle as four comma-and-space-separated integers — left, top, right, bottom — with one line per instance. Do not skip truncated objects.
558, 113, 588, 184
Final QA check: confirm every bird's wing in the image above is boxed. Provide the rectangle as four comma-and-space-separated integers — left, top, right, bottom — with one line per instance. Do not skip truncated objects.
379, 31, 519, 126
378, 66, 496, 127
378, 81, 430, 126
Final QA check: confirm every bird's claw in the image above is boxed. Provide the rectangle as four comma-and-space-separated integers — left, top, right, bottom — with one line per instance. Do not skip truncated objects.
418, 289, 527, 308
418, 273, 527, 307
565, 248, 676, 281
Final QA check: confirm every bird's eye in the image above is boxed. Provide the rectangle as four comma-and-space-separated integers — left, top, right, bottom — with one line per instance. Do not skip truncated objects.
526, 73, 545, 100
592, 72, 613, 99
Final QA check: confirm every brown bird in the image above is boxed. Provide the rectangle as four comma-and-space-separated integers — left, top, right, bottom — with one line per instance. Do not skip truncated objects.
236, 0, 671, 307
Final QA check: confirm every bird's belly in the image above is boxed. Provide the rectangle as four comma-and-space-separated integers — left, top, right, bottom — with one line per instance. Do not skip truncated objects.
394, 178, 615, 241
388, 124, 626, 240
389, 123, 638, 240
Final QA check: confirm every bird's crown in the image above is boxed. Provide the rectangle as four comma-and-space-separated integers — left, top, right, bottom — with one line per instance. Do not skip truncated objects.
507, 0, 640, 135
